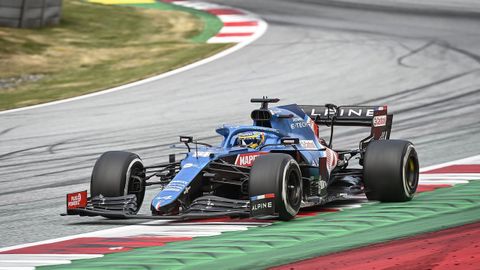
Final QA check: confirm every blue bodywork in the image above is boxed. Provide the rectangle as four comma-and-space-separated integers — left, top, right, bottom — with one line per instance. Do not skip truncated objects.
151, 104, 328, 212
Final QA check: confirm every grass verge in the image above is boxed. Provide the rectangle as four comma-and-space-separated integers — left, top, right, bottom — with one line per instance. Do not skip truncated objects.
0, 0, 229, 111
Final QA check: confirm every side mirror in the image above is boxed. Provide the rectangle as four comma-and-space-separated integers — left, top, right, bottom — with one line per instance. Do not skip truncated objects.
180, 136, 193, 143
180, 136, 193, 152
281, 137, 299, 145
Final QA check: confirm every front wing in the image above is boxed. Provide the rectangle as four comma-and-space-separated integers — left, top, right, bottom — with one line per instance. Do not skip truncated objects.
63, 191, 251, 220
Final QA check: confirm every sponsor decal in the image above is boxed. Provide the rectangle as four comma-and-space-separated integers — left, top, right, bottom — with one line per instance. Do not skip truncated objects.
163, 180, 189, 192
290, 117, 309, 129
319, 180, 328, 190
300, 140, 317, 150
365, 109, 375, 117
250, 193, 275, 201
182, 163, 196, 168
67, 191, 87, 209
251, 201, 273, 211
373, 115, 387, 127
250, 193, 276, 216
306, 116, 320, 138
310, 108, 375, 117
235, 152, 267, 167
192, 151, 211, 158
325, 148, 338, 173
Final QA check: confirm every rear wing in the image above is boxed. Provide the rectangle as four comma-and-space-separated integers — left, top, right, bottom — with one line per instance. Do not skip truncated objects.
299, 105, 393, 145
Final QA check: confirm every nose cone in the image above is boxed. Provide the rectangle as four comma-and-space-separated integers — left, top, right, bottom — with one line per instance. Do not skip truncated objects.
150, 156, 211, 213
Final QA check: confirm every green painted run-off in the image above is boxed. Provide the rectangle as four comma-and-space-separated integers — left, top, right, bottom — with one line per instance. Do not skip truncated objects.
126, 2, 223, 43
40, 181, 480, 270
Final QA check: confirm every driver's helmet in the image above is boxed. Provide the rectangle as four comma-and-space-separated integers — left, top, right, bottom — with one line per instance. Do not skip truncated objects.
235, 132, 265, 149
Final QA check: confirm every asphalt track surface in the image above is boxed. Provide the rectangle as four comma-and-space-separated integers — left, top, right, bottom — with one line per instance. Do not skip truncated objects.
1, 0, 480, 248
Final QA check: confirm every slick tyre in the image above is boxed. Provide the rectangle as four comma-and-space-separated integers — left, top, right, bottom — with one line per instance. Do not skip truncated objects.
363, 140, 419, 202
249, 153, 302, 221
91, 151, 145, 212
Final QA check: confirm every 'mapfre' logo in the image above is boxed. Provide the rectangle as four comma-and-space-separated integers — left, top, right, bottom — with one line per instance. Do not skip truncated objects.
235, 152, 267, 167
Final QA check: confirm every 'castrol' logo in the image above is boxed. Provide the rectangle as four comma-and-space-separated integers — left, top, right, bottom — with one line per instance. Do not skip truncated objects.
235, 152, 267, 167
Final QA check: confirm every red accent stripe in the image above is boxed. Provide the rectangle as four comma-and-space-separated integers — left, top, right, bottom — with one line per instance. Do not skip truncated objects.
271, 222, 480, 270
223, 21, 258, 27
423, 164, 480, 174
297, 208, 340, 217
189, 217, 273, 223
296, 211, 320, 217
207, 8, 244, 15
264, 193, 275, 199
189, 217, 235, 223
215, 32, 254, 37
417, 184, 452, 193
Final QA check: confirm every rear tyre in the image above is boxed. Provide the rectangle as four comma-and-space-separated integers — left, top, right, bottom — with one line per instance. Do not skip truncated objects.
91, 151, 145, 212
363, 140, 419, 202
249, 153, 302, 221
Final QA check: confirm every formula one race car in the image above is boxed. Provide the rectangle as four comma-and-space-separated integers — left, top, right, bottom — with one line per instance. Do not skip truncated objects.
64, 98, 419, 221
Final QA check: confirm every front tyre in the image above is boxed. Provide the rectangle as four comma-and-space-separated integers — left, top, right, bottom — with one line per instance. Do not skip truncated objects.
363, 140, 419, 202
249, 153, 303, 221
91, 151, 146, 213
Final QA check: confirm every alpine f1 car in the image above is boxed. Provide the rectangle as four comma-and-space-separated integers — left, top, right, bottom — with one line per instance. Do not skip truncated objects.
64, 98, 419, 221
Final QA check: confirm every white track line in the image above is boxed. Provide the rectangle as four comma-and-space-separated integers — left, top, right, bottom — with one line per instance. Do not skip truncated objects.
0, 2, 267, 115
217, 14, 255, 22
0, 267, 34, 270
419, 180, 470, 185
171, 1, 221, 9
218, 26, 258, 33
420, 154, 480, 172
0, 254, 102, 268
208, 36, 256, 43
421, 175, 480, 181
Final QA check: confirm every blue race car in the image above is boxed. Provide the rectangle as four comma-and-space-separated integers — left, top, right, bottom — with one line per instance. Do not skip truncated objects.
65, 98, 419, 221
